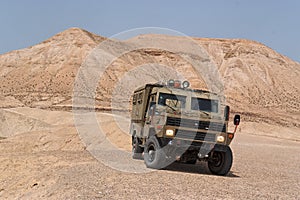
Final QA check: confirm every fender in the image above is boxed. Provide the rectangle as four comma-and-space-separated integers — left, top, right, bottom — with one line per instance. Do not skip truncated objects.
213, 144, 231, 152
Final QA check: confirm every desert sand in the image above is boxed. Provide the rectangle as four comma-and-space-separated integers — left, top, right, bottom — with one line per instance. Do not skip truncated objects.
0, 28, 299, 199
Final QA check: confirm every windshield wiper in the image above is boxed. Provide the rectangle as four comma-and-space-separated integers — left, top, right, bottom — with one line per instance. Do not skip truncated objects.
165, 104, 177, 111
200, 110, 210, 116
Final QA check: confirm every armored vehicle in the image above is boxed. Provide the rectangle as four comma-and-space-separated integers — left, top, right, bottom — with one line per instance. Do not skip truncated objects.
130, 80, 240, 175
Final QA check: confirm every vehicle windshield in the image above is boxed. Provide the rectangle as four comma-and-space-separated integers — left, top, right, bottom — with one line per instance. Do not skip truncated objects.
158, 93, 186, 109
191, 97, 219, 113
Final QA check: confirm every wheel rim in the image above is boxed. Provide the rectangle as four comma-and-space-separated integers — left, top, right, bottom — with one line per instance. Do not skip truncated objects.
211, 152, 223, 167
147, 143, 156, 162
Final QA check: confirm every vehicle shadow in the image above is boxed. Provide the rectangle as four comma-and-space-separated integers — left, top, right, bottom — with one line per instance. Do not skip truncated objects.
163, 161, 240, 178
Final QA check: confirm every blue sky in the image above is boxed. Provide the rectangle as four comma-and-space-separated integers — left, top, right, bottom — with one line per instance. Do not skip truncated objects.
0, 0, 299, 62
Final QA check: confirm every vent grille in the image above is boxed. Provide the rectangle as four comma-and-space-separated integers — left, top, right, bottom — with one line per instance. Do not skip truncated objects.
166, 117, 226, 132
175, 130, 215, 142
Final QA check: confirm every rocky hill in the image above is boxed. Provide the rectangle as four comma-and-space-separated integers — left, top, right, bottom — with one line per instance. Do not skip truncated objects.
0, 28, 299, 127
0, 28, 105, 108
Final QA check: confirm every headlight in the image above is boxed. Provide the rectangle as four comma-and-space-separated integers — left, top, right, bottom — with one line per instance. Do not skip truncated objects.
217, 135, 225, 143
166, 129, 174, 137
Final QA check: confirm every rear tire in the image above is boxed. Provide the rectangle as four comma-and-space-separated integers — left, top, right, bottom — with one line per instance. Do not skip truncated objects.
208, 146, 233, 176
144, 136, 167, 169
132, 136, 143, 159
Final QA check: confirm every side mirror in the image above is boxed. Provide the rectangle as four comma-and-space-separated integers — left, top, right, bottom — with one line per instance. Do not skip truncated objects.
234, 115, 240, 126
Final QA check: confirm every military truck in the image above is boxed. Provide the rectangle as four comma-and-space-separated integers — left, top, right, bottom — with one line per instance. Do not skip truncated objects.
130, 80, 240, 175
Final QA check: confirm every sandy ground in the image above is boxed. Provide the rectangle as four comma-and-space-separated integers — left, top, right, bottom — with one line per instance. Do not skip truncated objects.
1, 28, 299, 199
0, 107, 299, 199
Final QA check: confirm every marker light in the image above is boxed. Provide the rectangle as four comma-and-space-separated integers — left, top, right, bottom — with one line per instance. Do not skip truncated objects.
168, 79, 175, 87
182, 81, 190, 88
174, 80, 181, 88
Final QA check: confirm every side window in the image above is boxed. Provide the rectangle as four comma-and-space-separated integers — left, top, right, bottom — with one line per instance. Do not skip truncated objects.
133, 94, 137, 105
137, 92, 143, 104
151, 95, 155, 102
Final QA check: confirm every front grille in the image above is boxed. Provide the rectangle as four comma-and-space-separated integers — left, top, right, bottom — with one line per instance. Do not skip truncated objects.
175, 130, 215, 142
166, 117, 226, 132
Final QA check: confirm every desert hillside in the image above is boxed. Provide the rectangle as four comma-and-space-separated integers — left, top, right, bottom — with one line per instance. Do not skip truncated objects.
0, 28, 299, 199
0, 28, 105, 108
0, 27, 299, 127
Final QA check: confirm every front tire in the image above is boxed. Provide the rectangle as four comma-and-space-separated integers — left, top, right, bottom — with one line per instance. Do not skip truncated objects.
132, 136, 143, 159
144, 136, 167, 169
208, 146, 233, 176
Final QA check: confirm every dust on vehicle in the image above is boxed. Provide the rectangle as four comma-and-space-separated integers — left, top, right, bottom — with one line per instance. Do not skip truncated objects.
130, 80, 240, 175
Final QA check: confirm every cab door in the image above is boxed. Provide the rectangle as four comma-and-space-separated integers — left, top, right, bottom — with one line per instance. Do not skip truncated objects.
143, 95, 156, 137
